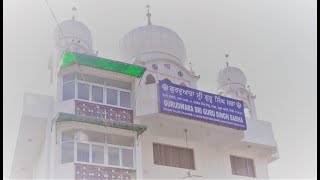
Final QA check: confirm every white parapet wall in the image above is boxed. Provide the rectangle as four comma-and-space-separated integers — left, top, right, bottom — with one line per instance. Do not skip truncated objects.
136, 83, 159, 116
22, 93, 53, 119
243, 119, 277, 147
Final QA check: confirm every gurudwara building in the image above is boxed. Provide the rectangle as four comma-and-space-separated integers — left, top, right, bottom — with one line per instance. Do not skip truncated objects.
10, 8, 279, 179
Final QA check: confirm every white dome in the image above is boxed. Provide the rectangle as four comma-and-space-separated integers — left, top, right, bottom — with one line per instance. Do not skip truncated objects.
218, 66, 247, 87
54, 19, 93, 49
119, 25, 186, 64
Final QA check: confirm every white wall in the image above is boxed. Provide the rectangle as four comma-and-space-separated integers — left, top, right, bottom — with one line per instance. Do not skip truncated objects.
143, 59, 199, 89
136, 84, 159, 117
140, 132, 270, 179
32, 144, 46, 179
22, 93, 53, 119
135, 81, 276, 178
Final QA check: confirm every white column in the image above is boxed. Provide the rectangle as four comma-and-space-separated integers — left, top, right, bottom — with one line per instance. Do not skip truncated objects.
135, 133, 144, 179
249, 95, 258, 120
44, 121, 51, 179
48, 123, 56, 179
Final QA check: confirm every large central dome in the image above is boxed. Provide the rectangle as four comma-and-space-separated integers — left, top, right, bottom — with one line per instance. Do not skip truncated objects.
119, 24, 187, 64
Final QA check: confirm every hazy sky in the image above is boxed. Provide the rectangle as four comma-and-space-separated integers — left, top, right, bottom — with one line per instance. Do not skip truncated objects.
4, 0, 317, 179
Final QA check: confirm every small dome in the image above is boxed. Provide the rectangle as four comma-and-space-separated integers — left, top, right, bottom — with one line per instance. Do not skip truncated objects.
54, 19, 93, 49
119, 25, 186, 64
217, 66, 247, 87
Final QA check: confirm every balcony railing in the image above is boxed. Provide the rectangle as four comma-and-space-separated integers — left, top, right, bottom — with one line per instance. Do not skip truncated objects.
75, 163, 136, 180
75, 100, 133, 123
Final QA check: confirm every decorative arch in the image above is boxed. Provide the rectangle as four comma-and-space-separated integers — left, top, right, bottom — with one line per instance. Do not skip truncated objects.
145, 74, 156, 85
162, 78, 172, 83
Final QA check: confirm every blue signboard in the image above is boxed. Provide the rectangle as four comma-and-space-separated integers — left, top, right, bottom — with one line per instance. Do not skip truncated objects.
159, 80, 247, 130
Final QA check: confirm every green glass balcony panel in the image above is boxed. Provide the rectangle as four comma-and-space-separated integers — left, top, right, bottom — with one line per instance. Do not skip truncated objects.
60, 51, 146, 78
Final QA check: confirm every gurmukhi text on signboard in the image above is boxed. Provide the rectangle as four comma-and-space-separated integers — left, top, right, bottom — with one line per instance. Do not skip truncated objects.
159, 80, 247, 130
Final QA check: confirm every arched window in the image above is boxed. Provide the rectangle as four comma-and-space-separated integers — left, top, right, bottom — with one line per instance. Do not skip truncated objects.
180, 82, 187, 87
162, 78, 172, 83
146, 74, 156, 85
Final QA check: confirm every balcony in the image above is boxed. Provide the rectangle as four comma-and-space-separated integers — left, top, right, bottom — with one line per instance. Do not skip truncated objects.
75, 100, 133, 123
52, 100, 146, 136
75, 163, 136, 180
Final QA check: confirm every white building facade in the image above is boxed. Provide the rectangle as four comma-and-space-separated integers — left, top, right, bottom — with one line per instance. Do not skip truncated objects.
11, 11, 279, 179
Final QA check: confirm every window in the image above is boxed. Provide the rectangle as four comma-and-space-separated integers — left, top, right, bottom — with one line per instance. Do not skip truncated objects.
106, 134, 134, 147
108, 147, 120, 166
92, 145, 104, 164
61, 142, 74, 163
61, 130, 134, 168
106, 88, 118, 106
63, 81, 75, 101
77, 73, 105, 85
105, 78, 131, 90
63, 73, 76, 82
230, 156, 256, 177
78, 83, 90, 100
92, 85, 103, 103
61, 130, 74, 164
77, 143, 90, 162
87, 131, 105, 143
63, 73, 76, 101
120, 91, 131, 108
75, 73, 131, 90
75, 130, 105, 143
122, 149, 134, 168
62, 73, 131, 109
153, 143, 195, 170
146, 74, 156, 85
75, 131, 89, 141
62, 130, 75, 142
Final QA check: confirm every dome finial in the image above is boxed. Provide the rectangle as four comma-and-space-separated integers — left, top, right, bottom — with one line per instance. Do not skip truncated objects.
189, 62, 193, 72
247, 85, 252, 92
225, 53, 230, 67
146, 5, 152, 25
72, 6, 77, 20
